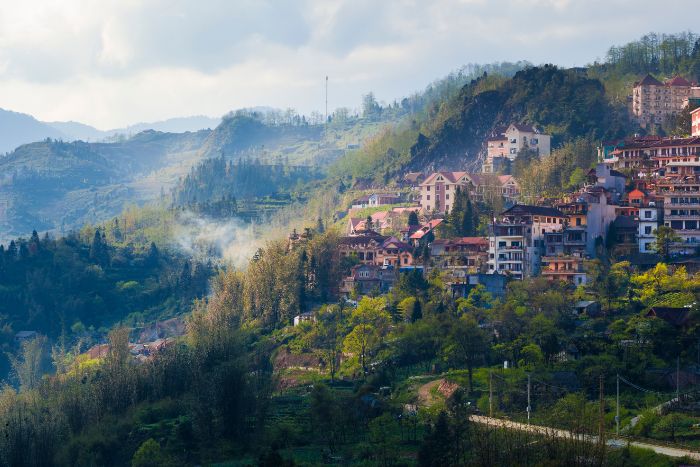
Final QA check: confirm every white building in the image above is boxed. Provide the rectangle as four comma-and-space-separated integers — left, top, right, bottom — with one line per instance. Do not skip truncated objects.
503, 123, 551, 159
638, 204, 659, 253
483, 124, 551, 172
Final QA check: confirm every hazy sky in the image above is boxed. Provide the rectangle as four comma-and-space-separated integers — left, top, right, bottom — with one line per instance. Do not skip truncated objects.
0, 0, 697, 129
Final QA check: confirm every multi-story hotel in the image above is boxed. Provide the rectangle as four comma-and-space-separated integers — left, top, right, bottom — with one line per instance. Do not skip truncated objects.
602, 136, 700, 171
632, 74, 700, 128
487, 204, 566, 279
656, 157, 700, 252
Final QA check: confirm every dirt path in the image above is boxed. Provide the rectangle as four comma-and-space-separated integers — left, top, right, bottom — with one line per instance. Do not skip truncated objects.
418, 378, 445, 406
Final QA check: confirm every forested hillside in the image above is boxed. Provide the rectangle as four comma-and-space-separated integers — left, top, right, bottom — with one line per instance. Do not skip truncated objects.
590, 32, 700, 106
171, 155, 323, 220
0, 228, 210, 379
330, 65, 630, 187
0, 131, 209, 240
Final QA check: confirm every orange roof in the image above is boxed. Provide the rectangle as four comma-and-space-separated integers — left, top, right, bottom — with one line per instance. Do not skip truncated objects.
628, 189, 646, 198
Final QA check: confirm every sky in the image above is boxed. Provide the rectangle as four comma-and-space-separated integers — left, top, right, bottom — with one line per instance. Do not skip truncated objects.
0, 0, 697, 129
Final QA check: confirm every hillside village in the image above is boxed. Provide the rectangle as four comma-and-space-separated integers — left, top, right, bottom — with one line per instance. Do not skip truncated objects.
304, 76, 700, 307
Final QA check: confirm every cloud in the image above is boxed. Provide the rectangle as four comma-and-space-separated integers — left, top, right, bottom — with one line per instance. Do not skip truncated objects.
0, 0, 697, 128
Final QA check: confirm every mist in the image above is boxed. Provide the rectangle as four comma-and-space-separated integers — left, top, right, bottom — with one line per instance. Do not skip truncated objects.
173, 211, 263, 269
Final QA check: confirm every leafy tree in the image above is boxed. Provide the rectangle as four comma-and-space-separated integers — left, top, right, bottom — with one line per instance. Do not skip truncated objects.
442, 316, 488, 392
342, 297, 390, 375
418, 411, 455, 467
9, 335, 46, 391
132, 439, 177, 467
652, 225, 682, 261
315, 305, 344, 381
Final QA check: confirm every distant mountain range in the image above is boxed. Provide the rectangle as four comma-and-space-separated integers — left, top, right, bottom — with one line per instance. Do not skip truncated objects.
0, 107, 221, 153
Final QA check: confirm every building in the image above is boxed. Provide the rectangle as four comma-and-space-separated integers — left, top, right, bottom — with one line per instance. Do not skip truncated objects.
430, 237, 489, 273
368, 193, 401, 207
418, 171, 520, 212
465, 173, 520, 203
483, 123, 551, 172
376, 237, 414, 267
540, 254, 587, 285
487, 204, 566, 279
409, 219, 444, 246
339, 264, 397, 296
293, 312, 316, 326
610, 215, 638, 256
692, 107, 700, 137
638, 203, 660, 253
337, 233, 387, 264
350, 193, 401, 209
632, 74, 700, 128
449, 273, 508, 300
418, 171, 468, 213
656, 157, 700, 252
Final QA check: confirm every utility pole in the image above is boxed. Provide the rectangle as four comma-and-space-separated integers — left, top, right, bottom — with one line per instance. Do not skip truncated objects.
325, 76, 328, 125
598, 374, 605, 445
489, 370, 493, 418
676, 356, 680, 404
615, 374, 620, 436
527, 373, 531, 425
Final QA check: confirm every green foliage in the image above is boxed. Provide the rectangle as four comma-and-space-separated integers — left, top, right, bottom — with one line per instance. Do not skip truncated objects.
0, 230, 209, 378
131, 439, 176, 467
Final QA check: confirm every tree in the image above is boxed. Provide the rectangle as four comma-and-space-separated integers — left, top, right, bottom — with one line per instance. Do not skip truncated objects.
310, 383, 341, 452
411, 299, 423, 322
652, 226, 681, 261
418, 411, 455, 467
442, 316, 488, 392
408, 210, 420, 227
362, 92, 380, 118
316, 305, 343, 381
131, 439, 176, 467
342, 297, 390, 375
10, 335, 46, 391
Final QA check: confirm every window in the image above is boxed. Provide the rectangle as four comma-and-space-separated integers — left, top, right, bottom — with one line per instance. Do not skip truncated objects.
644, 211, 652, 219
644, 226, 652, 235
426, 195, 430, 200
446, 194, 450, 200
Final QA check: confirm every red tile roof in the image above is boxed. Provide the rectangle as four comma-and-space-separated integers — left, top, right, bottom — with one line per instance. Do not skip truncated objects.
666, 75, 692, 87
636, 74, 663, 87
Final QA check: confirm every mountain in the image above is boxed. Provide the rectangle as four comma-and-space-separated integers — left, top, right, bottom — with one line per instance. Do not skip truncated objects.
0, 108, 66, 154
330, 65, 631, 185
0, 130, 210, 240
198, 114, 323, 161
46, 121, 106, 141
115, 115, 221, 136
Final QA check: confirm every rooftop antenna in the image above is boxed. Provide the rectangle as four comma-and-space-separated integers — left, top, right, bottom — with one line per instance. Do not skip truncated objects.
325, 76, 328, 125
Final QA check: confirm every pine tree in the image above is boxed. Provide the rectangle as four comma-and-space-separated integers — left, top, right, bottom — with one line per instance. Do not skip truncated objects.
408, 210, 420, 227
411, 299, 423, 322
462, 199, 474, 236
90, 229, 103, 262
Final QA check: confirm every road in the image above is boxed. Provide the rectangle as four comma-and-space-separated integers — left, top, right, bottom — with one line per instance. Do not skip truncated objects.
468, 414, 700, 461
